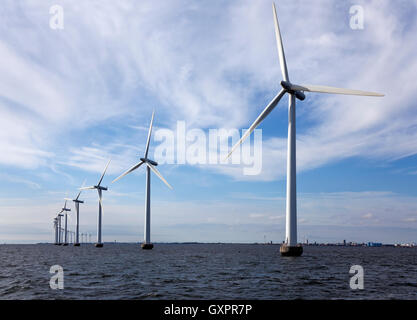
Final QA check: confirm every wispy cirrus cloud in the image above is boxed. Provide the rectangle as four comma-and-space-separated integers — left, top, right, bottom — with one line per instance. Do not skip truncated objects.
0, 1, 417, 243
1, 0, 416, 180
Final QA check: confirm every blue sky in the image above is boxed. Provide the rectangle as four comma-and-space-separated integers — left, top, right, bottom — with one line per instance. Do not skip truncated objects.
1, 0, 417, 244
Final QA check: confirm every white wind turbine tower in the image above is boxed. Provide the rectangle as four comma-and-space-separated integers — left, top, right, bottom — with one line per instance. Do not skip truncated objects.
60, 200, 71, 246
226, 3, 384, 256
80, 160, 111, 248
65, 183, 85, 247
112, 111, 172, 250
53, 217, 58, 245
56, 213, 64, 245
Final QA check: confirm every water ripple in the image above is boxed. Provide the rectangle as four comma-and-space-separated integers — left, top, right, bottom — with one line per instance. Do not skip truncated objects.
0, 244, 416, 299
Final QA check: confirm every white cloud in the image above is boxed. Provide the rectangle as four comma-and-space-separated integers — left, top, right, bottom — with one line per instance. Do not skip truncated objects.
249, 213, 266, 219
0, 0, 416, 180
0, 173, 41, 190
2, 190, 417, 243
1, 1, 417, 243
362, 213, 374, 219
205, 0, 417, 181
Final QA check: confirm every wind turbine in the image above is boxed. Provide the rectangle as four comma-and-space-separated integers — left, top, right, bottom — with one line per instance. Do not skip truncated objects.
53, 217, 58, 245
60, 200, 71, 246
226, 3, 384, 257
56, 213, 64, 245
65, 183, 85, 247
112, 111, 172, 250
80, 159, 111, 248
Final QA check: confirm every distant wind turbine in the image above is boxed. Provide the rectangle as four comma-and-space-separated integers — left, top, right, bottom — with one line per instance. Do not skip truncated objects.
112, 111, 172, 250
65, 182, 85, 246
80, 160, 111, 247
226, 2, 384, 257
53, 217, 58, 245
60, 200, 71, 246
56, 213, 64, 245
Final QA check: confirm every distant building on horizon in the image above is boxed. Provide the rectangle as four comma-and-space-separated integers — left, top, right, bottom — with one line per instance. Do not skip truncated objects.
367, 242, 382, 247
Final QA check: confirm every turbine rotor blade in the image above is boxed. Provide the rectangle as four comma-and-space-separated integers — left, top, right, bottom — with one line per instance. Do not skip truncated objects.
97, 159, 111, 186
225, 89, 286, 160
144, 111, 155, 159
290, 83, 384, 97
145, 162, 173, 190
75, 179, 87, 200
74, 191, 82, 201
79, 186, 96, 190
272, 3, 289, 82
112, 161, 145, 183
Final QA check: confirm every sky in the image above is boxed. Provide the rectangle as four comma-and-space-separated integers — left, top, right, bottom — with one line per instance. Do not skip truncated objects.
1, 0, 417, 244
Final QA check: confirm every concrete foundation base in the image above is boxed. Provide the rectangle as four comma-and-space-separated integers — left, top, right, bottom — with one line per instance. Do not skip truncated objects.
280, 244, 303, 257
62, 243, 68, 246
95, 243, 103, 248
73, 243, 80, 247
141, 243, 154, 250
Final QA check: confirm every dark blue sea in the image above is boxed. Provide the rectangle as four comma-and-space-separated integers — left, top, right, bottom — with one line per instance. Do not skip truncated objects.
0, 244, 416, 300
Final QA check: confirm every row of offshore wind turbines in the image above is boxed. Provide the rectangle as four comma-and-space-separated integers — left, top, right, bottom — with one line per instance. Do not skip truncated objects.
53, 111, 171, 250
53, 215, 92, 245
51, 3, 384, 256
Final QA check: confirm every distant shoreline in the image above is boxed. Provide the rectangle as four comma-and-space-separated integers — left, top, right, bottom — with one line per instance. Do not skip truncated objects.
1, 242, 416, 248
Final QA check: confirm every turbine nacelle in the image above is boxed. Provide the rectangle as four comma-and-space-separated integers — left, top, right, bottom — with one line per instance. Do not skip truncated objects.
140, 158, 158, 166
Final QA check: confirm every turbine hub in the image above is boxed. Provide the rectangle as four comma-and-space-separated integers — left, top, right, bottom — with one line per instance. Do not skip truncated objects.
281, 80, 292, 91
281, 80, 306, 101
